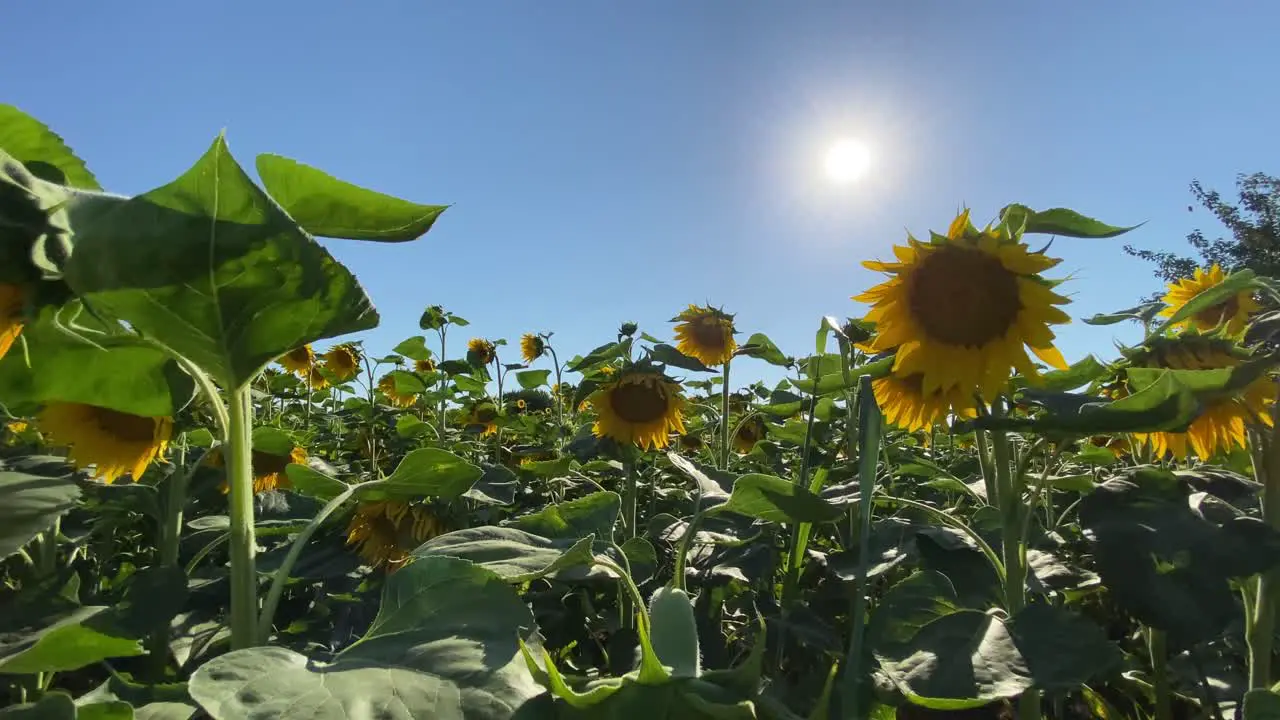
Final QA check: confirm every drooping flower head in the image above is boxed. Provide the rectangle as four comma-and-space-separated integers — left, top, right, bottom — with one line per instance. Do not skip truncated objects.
673, 304, 737, 367
1123, 334, 1275, 459
0, 284, 27, 362
38, 403, 172, 484
855, 209, 1072, 401
589, 367, 687, 450
377, 374, 418, 409
1158, 264, 1260, 337
278, 345, 315, 377
209, 445, 308, 494
306, 364, 329, 390
732, 415, 767, 454
345, 500, 449, 570
520, 333, 546, 364
414, 358, 436, 374
322, 343, 361, 382
467, 400, 499, 437
468, 338, 497, 366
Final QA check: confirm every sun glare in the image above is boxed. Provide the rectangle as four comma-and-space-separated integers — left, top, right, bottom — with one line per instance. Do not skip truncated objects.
825, 138, 871, 183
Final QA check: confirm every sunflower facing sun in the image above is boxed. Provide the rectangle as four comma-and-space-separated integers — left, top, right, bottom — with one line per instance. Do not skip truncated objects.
521, 333, 546, 364
38, 402, 173, 484
1125, 335, 1275, 459
872, 372, 979, 433
0, 284, 27, 363
673, 304, 737, 367
855, 209, 1071, 401
1158, 264, 1260, 337
589, 368, 687, 450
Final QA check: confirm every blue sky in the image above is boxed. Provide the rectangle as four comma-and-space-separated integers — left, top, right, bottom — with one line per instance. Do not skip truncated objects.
5, 2, 1277, 386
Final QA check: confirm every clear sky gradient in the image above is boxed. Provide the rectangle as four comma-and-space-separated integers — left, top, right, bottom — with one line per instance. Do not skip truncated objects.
5, 2, 1277, 385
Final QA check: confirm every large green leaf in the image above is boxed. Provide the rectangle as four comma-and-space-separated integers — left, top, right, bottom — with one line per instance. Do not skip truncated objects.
866, 571, 961, 656
0, 604, 143, 674
0, 105, 100, 189
1244, 690, 1280, 720
788, 356, 893, 395
734, 333, 791, 367
255, 154, 447, 243
711, 474, 842, 524
0, 692, 78, 719
1000, 204, 1140, 239
0, 309, 194, 416
356, 448, 481, 501
188, 556, 542, 720
1003, 604, 1121, 690
516, 369, 551, 390
508, 491, 621, 540
971, 372, 1199, 435
411, 527, 605, 583
62, 135, 378, 387
648, 344, 713, 373
1150, 268, 1262, 335
0, 455, 80, 560
392, 335, 434, 361
1078, 468, 1280, 646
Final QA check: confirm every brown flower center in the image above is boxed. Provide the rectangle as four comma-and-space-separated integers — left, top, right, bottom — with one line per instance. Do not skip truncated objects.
1193, 297, 1240, 328
251, 450, 291, 476
689, 317, 729, 350
908, 246, 1021, 347
93, 407, 156, 443
610, 380, 670, 423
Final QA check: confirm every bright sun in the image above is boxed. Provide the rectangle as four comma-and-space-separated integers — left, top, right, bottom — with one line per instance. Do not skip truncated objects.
825, 139, 872, 183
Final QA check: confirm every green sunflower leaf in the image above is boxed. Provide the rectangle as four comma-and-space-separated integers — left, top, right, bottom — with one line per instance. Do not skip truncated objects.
735, 332, 792, 367
790, 356, 894, 395
1149, 268, 1263, 336
969, 372, 1199, 435
0, 105, 100, 190
711, 473, 843, 524
357, 448, 481, 501
516, 369, 552, 389
0, 456, 80, 561
1083, 303, 1164, 326
255, 154, 447, 242
649, 343, 713, 372
1000, 204, 1142, 239
392, 335, 434, 361
62, 134, 379, 388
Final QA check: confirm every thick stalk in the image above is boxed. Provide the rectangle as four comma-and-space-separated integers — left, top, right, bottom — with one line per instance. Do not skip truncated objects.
548, 345, 565, 450
719, 360, 732, 469
437, 327, 448, 439
226, 385, 259, 650
1249, 407, 1280, 688
782, 363, 822, 609
620, 457, 638, 629
148, 438, 190, 677
1148, 628, 1173, 720
974, 429, 997, 504
988, 399, 1038, 720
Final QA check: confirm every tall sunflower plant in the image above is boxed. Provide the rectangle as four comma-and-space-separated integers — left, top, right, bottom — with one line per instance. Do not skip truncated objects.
0, 105, 445, 657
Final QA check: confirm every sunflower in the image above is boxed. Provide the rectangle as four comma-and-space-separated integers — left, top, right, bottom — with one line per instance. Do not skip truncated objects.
678, 433, 705, 452
1126, 335, 1275, 459
0, 284, 26, 362
414, 358, 436, 374
468, 338, 496, 366
321, 343, 361, 382
3, 419, 28, 446
521, 333, 546, 364
855, 209, 1071, 402
278, 345, 315, 377
673, 304, 737, 367
1158, 264, 1260, 336
468, 401, 499, 437
733, 416, 767, 453
872, 372, 979, 433
209, 445, 308, 494
589, 368, 687, 450
345, 500, 450, 570
306, 364, 329, 390
38, 403, 172, 484
377, 374, 418, 408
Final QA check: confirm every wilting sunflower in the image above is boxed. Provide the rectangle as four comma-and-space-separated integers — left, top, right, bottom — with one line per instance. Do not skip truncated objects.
322, 343, 361, 382
855, 209, 1071, 401
1158, 264, 1260, 336
209, 445, 308, 494
414, 358, 436, 374
589, 368, 687, 450
1126, 335, 1275, 459
377, 374, 417, 408
468, 338, 496, 366
733, 416, 767, 453
521, 333, 546, 364
872, 372, 979, 433
468, 401, 499, 436
0, 284, 26, 362
673, 304, 737, 367
345, 500, 450, 570
278, 345, 315, 377
38, 403, 172, 484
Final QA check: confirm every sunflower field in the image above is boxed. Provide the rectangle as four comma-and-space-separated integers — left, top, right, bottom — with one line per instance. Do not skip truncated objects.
5, 106, 1280, 720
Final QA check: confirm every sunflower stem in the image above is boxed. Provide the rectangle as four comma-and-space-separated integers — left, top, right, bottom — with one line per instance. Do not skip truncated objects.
719, 360, 732, 470
437, 327, 448, 440
988, 398, 1039, 720
148, 436, 190, 679
226, 384, 259, 650
258, 481, 367, 643
1147, 627, 1174, 720
1248, 397, 1280, 689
